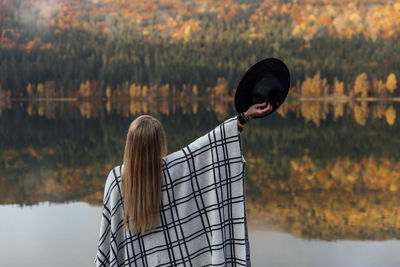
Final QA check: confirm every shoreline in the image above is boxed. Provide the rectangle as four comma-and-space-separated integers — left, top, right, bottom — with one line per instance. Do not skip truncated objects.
1, 96, 400, 103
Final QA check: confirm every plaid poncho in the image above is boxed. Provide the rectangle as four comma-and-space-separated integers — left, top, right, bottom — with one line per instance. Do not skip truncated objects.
95, 116, 251, 266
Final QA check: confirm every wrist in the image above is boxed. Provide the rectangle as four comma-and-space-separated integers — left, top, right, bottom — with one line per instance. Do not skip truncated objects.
238, 112, 249, 127
244, 111, 252, 120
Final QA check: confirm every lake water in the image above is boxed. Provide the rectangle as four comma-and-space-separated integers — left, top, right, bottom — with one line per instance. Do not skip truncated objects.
1, 100, 400, 266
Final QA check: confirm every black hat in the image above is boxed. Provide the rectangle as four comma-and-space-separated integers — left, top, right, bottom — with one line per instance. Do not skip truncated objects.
234, 58, 290, 118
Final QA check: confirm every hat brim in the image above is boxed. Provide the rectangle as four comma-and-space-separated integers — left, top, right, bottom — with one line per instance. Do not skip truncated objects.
234, 58, 290, 117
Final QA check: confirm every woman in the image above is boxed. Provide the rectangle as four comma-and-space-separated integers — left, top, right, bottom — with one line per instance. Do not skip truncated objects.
95, 102, 272, 267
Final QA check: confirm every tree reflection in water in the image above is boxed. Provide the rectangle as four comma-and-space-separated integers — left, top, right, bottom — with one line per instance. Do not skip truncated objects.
0, 100, 399, 241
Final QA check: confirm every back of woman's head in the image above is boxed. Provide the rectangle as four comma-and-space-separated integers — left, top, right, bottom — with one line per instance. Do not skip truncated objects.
122, 115, 167, 234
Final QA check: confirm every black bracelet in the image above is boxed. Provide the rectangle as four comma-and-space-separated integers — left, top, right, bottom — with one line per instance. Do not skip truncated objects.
243, 112, 249, 121
238, 112, 248, 126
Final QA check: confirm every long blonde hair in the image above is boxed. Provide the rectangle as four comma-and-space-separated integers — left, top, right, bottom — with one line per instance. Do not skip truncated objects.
122, 115, 167, 234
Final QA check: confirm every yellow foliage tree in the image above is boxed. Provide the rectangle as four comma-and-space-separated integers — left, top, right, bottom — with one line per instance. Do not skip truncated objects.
79, 80, 91, 98
129, 83, 141, 98
26, 83, 33, 97
147, 85, 156, 99
300, 73, 327, 97
141, 85, 148, 98
353, 72, 370, 98
159, 84, 170, 99
129, 84, 135, 98
37, 83, 44, 98
386, 73, 397, 94
333, 78, 344, 95
373, 79, 386, 96
192, 85, 198, 98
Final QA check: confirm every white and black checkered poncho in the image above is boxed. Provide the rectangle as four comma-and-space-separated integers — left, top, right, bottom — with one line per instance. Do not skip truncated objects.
95, 116, 251, 266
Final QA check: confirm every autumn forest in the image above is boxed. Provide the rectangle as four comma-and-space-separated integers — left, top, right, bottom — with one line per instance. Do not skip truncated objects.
0, 0, 399, 99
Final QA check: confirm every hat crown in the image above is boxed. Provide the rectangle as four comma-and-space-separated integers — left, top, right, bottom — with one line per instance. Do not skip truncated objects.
234, 58, 290, 117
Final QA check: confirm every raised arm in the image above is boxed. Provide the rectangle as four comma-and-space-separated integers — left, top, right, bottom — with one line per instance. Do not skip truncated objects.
237, 102, 273, 132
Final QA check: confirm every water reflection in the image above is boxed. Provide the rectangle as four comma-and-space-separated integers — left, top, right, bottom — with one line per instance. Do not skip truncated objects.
249, 231, 400, 267
2, 203, 399, 267
0, 100, 399, 242
0, 203, 101, 267
248, 191, 400, 240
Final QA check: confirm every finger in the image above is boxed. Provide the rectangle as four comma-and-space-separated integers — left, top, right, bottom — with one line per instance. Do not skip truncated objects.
258, 102, 272, 114
254, 102, 267, 109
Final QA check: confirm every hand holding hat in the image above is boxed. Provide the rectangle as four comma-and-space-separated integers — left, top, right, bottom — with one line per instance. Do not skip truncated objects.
245, 102, 273, 119
235, 58, 290, 118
